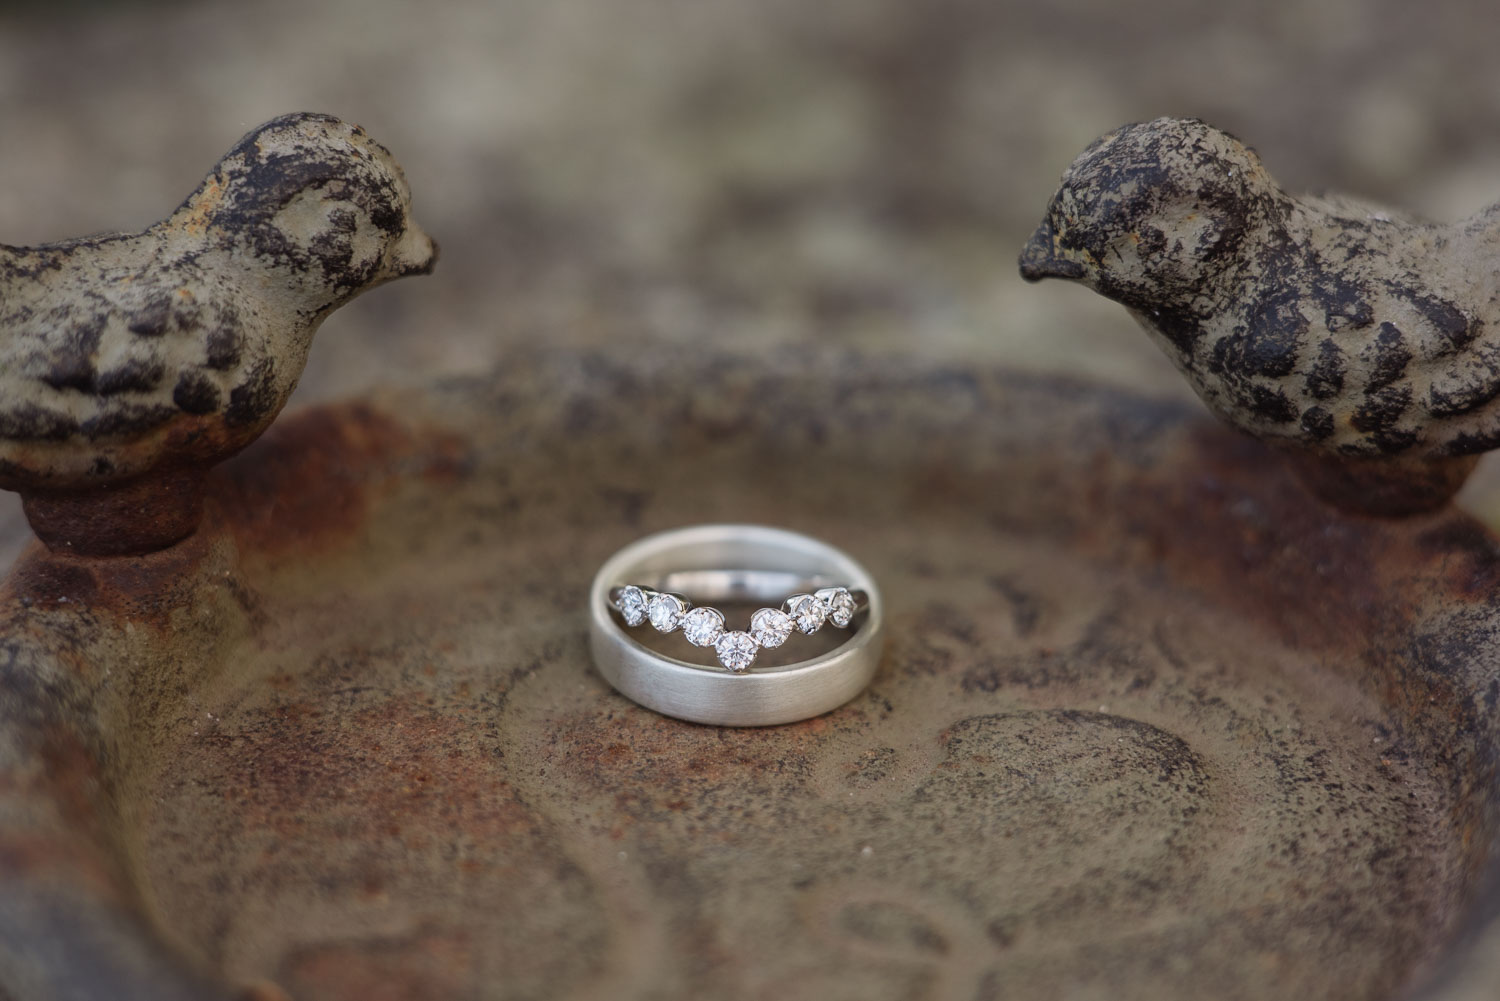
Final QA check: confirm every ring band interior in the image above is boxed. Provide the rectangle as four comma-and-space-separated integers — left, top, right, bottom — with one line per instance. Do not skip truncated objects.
603, 528, 874, 587
620, 570, 858, 604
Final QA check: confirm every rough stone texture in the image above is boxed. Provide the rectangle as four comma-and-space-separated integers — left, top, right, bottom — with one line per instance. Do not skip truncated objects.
1020, 117, 1500, 511
0, 112, 436, 554
1, 349, 1499, 1000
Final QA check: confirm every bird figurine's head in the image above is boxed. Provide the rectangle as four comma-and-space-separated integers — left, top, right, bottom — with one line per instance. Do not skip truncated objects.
171, 112, 438, 316
1019, 118, 1288, 310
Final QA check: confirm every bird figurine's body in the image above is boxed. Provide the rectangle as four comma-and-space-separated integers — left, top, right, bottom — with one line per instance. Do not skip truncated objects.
1020, 117, 1500, 513
0, 113, 436, 553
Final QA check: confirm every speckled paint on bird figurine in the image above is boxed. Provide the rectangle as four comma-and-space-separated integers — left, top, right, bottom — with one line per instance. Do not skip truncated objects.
0, 113, 436, 553
1019, 117, 1500, 512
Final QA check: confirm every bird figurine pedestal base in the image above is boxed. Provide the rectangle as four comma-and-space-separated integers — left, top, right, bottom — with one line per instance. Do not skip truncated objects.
18, 467, 206, 557
1285, 451, 1481, 518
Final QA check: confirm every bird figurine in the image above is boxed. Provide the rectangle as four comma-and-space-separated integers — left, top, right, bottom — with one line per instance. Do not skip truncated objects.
1019, 116, 1500, 515
0, 112, 437, 554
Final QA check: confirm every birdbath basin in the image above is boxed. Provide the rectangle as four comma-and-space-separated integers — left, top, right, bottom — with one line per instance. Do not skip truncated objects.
2, 346, 1499, 1000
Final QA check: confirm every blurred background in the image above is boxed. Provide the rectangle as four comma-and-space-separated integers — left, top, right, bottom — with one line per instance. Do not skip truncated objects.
2, 0, 1500, 562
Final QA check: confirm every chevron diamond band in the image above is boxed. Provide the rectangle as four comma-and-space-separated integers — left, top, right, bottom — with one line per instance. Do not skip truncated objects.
610, 582, 867, 672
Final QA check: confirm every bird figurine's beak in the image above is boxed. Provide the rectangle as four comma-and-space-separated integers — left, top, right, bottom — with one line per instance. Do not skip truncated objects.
383, 224, 440, 279
1018, 218, 1087, 282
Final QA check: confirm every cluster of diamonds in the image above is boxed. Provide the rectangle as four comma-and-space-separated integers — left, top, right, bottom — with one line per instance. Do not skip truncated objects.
611, 584, 860, 673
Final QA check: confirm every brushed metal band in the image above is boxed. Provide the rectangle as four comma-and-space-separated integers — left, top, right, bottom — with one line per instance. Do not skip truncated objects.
589, 524, 885, 726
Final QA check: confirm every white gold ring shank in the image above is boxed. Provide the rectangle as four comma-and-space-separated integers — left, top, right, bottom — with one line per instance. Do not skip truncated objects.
589, 525, 884, 726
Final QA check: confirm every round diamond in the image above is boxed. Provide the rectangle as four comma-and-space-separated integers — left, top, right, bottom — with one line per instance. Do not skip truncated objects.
790, 594, 826, 635
647, 593, 686, 632
715, 631, 758, 673
750, 607, 794, 648
817, 587, 857, 628
616, 586, 648, 627
681, 607, 725, 647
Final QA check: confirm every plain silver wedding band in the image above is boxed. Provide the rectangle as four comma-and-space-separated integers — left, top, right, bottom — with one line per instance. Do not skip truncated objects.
589, 524, 884, 726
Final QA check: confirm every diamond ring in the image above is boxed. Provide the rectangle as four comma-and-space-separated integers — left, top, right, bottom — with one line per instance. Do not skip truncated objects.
589, 525, 884, 726
609, 583, 868, 673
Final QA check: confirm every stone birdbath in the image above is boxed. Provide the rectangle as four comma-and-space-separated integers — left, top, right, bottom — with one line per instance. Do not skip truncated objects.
0, 114, 1498, 1001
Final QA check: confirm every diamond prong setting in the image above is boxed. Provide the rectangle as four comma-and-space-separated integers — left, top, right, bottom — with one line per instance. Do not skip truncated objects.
788, 594, 827, 635
750, 607, 794, 648
648, 592, 688, 633
715, 631, 758, 672
615, 585, 649, 627
681, 607, 726, 647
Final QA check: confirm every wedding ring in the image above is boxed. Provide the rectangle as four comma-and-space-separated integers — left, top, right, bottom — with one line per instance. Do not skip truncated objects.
589, 525, 884, 726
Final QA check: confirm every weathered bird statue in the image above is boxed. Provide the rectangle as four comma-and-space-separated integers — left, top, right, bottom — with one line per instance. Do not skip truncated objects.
1019, 116, 1498, 515
0, 112, 437, 554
